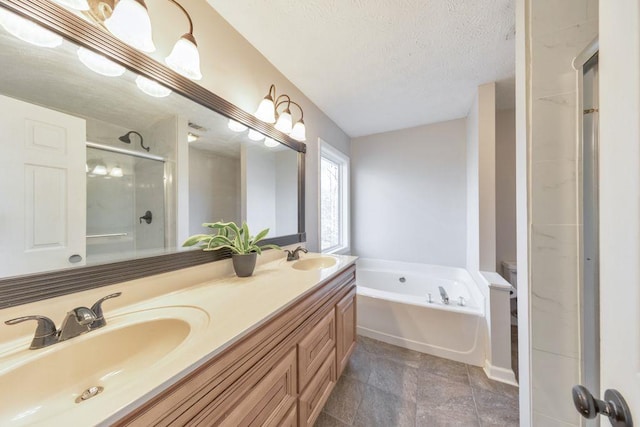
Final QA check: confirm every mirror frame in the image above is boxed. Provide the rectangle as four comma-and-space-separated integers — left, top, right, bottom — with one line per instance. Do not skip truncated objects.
0, 0, 306, 309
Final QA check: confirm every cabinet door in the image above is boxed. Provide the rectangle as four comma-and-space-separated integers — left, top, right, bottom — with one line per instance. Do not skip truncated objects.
298, 349, 336, 427
336, 287, 357, 376
298, 308, 336, 389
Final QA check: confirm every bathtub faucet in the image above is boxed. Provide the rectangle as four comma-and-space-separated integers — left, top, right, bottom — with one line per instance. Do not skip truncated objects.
438, 286, 450, 305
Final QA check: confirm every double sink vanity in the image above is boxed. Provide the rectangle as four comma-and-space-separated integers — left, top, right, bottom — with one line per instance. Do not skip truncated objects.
0, 251, 357, 426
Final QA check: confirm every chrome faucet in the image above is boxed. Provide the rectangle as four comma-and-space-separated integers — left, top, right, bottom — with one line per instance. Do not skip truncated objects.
438, 286, 450, 305
4, 292, 122, 350
285, 246, 308, 261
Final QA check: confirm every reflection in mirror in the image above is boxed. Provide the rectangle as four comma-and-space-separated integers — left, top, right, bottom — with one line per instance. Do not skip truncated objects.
0, 7, 299, 278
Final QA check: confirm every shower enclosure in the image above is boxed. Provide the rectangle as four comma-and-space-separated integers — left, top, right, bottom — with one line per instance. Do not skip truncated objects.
86, 143, 166, 264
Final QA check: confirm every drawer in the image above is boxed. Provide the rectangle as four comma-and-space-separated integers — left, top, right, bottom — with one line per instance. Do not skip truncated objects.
278, 403, 297, 427
298, 349, 337, 427
191, 347, 297, 426
298, 308, 336, 389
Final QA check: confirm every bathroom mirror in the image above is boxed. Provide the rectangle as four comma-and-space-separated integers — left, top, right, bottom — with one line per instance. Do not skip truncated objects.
0, 0, 305, 307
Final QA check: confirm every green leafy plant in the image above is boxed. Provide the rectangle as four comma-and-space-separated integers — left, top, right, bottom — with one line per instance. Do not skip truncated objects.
182, 221, 280, 254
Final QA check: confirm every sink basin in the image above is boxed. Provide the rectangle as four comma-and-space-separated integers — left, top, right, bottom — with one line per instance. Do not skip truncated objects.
0, 306, 208, 426
292, 256, 337, 271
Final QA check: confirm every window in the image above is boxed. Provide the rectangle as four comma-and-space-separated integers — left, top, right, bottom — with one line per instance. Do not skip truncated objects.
320, 139, 350, 254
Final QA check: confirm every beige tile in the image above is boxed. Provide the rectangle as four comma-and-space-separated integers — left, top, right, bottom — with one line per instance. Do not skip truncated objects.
531, 161, 577, 225
531, 93, 577, 163
530, 225, 580, 358
532, 350, 581, 425
531, 0, 589, 37
531, 20, 598, 98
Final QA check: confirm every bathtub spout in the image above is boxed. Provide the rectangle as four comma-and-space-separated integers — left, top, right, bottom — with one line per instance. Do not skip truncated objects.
438, 286, 450, 305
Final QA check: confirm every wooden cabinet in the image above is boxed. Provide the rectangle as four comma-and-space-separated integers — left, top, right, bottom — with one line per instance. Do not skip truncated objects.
116, 264, 356, 427
336, 287, 357, 376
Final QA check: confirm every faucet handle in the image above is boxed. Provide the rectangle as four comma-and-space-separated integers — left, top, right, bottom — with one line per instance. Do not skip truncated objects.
89, 292, 122, 330
5, 315, 58, 349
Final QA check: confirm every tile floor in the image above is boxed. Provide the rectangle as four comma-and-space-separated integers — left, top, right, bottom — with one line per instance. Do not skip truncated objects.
315, 336, 519, 427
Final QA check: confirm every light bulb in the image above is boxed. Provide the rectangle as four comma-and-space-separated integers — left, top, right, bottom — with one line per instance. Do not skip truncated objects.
109, 166, 123, 177
92, 164, 107, 176
290, 119, 306, 141
255, 97, 276, 123
135, 75, 171, 98
104, 0, 155, 53
51, 0, 90, 11
0, 8, 62, 48
275, 109, 293, 134
77, 47, 125, 77
165, 34, 202, 80
264, 138, 279, 148
248, 129, 265, 141
228, 119, 248, 132
187, 133, 199, 142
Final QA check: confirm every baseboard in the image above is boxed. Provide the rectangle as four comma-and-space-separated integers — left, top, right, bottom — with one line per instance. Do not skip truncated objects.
483, 360, 519, 386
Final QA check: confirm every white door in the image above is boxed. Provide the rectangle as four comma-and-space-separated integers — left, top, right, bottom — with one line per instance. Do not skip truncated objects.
0, 94, 86, 277
576, 0, 640, 424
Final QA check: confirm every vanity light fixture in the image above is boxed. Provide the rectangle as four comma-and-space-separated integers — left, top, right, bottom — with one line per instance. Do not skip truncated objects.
228, 119, 248, 133
164, 0, 202, 80
255, 85, 307, 142
248, 129, 265, 142
187, 132, 199, 143
264, 137, 279, 148
104, 0, 155, 53
109, 166, 124, 177
0, 8, 62, 48
92, 164, 108, 176
51, 0, 90, 11
77, 47, 126, 77
135, 75, 172, 98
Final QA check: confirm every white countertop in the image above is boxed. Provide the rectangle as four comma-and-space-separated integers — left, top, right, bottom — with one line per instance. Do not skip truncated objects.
0, 250, 357, 426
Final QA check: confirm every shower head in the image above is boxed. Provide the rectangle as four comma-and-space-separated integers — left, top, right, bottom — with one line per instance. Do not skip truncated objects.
118, 131, 150, 152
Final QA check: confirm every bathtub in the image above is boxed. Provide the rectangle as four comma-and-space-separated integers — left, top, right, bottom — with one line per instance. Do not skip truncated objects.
356, 258, 486, 366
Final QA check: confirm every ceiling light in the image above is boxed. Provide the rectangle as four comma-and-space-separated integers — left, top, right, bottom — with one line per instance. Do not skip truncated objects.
228, 119, 248, 132
264, 138, 279, 148
104, 0, 155, 53
290, 118, 306, 142
187, 132, 199, 142
135, 75, 171, 98
77, 47, 126, 77
51, 0, 90, 11
255, 85, 276, 123
248, 129, 265, 141
0, 8, 63, 48
92, 164, 107, 176
109, 166, 123, 177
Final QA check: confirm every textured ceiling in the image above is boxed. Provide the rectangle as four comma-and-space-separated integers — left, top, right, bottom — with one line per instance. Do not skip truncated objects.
208, 0, 515, 137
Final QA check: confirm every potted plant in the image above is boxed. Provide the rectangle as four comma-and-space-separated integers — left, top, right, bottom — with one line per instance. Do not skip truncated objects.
182, 221, 280, 277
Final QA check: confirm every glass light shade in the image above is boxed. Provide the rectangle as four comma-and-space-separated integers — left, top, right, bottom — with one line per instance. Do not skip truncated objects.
290, 120, 306, 141
51, 0, 90, 10
135, 75, 171, 98
104, 0, 155, 53
0, 9, 62, 48
165, 35, 202, 80
187, 132, 199, 142
109, 166, 123, 177
264, 137, 279, 148
92, 164, 107, 175
228, 119, 248, 132
275, 110, 293, 134
77, 47, 125, 77
248, 129, 265, 141
255, 97, 276, 123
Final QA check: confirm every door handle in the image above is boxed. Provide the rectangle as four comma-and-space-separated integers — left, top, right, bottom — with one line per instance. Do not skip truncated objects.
139, 210, 152, 224
572, 385, 633, 426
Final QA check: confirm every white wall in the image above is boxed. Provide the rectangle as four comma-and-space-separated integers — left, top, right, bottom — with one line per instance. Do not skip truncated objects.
526, 0, 598, 424
242, 145, 277, 235
351, 118, 467, 267
496, 109, 517, 274
275, 150, 299, 236
149, 1, 351, 251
